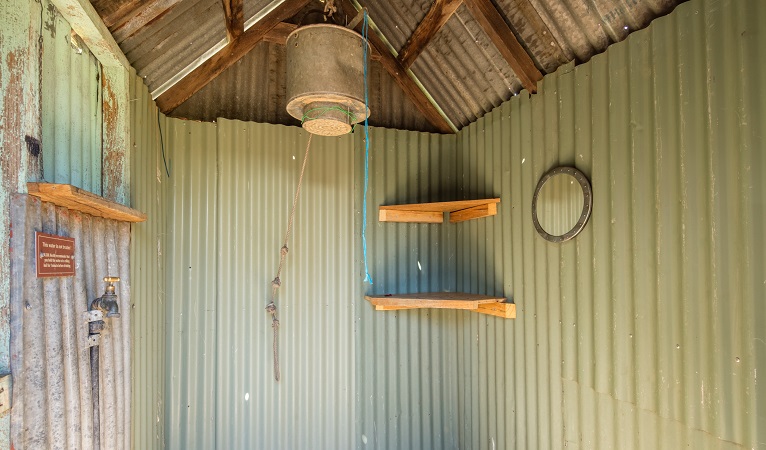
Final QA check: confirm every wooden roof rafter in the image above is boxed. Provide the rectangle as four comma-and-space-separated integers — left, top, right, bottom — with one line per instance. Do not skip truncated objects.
341, 0, 456, 134
101, 0, 184, 42
221, 0, 245, 42
155, 0, 312, 114
463, 0, 543, 93
397, 0, 464, 70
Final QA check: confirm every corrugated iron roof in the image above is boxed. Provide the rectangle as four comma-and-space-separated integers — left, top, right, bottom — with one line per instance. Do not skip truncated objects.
91, 0, 685, 131
170, 41, 440, 133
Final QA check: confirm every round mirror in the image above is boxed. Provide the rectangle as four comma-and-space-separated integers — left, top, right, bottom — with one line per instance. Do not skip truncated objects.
532, 166, 592, 242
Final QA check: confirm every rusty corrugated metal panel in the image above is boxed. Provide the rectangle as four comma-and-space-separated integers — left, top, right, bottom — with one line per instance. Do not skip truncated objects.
107, 0, 274, 94
170, 42, 292, 125
498, 0, 681, 64
9, 194, 132, 450
454, 0, 766, 448
118, 0, 226, 93
411, 4, 522, 129
171, 41, 438, 133
41, 0, 103, 194
129, 70, 169, 450
1, 1, 45, 447
355, 127, 461, 449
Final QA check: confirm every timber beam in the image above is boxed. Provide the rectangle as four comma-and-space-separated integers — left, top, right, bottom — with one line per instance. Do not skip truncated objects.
463, 0, 542, 93
341, 0, 455, 134
156, 0, 312, 113
398, 0, 463, 69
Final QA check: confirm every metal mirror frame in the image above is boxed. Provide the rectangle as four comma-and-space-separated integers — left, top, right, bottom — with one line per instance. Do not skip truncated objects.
531, 166, 593, 243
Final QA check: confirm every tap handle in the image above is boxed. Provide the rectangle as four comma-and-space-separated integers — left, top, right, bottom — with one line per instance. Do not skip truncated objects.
104, 277, 120, 283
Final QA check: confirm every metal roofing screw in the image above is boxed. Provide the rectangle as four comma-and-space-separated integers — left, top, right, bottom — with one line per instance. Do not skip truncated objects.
735, 357, 741, 363
25, 301, 31, 310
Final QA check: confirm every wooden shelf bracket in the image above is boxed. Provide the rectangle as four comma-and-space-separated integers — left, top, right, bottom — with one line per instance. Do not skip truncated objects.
378, 198, 500, 224
365, 292, 516, 319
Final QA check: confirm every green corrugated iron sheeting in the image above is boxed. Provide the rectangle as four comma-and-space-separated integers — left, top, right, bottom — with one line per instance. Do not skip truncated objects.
41, 0, 103, 193
454, 0, 766, 448
355, 128, 460, 449
152, 118, 357, 449
129, 70, 169, 450
129, 0, 765, 448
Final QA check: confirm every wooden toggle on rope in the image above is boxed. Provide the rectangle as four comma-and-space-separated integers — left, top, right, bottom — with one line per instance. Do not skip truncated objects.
265, 133, 313, 382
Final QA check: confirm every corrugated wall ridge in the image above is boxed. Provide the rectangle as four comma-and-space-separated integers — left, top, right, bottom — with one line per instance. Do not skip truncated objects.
455, 0, 766, 448
355, 127, 463, 450
159, 118, 356, 449
215, 119, 355, 449
41, 0, 103, 194
10, 195, 132, 450
129, 71, 169, 450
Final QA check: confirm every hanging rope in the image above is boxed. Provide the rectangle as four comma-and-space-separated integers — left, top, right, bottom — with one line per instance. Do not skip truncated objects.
361, 10, 374, 285
266, 133, 314, 382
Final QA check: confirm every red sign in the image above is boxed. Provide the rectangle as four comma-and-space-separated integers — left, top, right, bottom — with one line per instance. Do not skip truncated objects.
36, 232, 75, 277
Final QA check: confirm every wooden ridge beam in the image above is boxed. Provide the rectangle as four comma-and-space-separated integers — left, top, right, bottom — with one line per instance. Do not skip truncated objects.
398, 0, 463, 69
221, 0, 244, 42
109, 0, 184, 42
463, 0, 542, 93
340, 0, 454, 134
156, 0, 312, 113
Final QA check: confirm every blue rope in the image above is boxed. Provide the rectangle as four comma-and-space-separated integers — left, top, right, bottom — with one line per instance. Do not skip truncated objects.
361, 11, 373, 285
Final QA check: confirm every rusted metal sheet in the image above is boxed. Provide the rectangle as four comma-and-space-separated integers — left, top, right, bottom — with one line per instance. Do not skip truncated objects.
501, 0, 681, 63
454, 0, 766, 448
9, 194, 132, 450
0, 1, 44, 446
102, 66, 130, 205
117, 0, 226, 93
128, 69, 169, 450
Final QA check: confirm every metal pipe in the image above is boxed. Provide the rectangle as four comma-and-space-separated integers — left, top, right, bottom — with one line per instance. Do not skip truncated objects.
90, 345, 100, 450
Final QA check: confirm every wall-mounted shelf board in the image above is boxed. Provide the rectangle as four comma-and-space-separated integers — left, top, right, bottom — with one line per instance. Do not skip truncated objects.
378, 198, 500, 223
27, 183, 147, 223
365, 292, 516, 319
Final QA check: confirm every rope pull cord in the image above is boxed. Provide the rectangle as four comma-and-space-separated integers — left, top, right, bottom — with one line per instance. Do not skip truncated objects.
266, 134, 314, 382
361, 11, 373, 285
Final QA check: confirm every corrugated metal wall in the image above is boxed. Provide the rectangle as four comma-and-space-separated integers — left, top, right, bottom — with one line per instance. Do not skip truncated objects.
160, 119, 356, 449
454, 1, 766, 449
163, 117, 217, 450
130, 1, 765, 449
129, 71, 169, 450
0, 0, 42, 445
41, 0, 103, 193
354, 128, 462, 449
9, 194, 132, 450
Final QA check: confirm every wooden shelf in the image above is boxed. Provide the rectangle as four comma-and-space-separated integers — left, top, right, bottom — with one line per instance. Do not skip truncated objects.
27, 183, 147, 223
379, 198, 500, 223
365, 292, 516, 319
